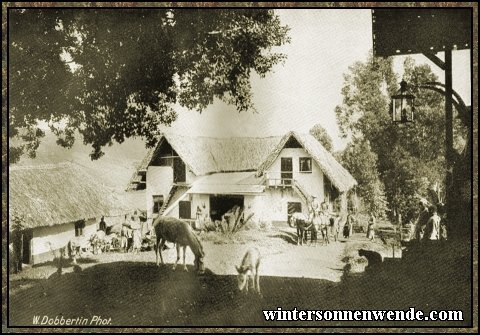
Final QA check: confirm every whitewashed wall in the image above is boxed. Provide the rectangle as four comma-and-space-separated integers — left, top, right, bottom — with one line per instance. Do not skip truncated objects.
146, 166, 173, 219
245, 188, 306, 223
265, 148, 325, 201
31, 218, 97, 264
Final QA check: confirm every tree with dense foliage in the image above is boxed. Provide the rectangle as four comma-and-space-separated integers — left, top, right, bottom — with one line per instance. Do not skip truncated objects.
9, 9, 290, 162
309, 123, 333, 152
335, 53, 467, 223
340, 137, 388, 218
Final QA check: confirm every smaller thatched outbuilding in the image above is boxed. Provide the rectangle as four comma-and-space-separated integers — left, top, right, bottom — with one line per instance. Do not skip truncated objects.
9, 162, 124, 265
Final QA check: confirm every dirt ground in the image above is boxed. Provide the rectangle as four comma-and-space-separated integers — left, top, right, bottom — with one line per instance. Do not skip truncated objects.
8, 225, 471, 327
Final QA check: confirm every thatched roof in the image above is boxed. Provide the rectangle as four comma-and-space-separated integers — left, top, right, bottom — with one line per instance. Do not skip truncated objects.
128, 133, 281, 189
9, 162, 124, 229
256, 132, 357, 193
187, 172, 265, 195
129, 131, 357, 193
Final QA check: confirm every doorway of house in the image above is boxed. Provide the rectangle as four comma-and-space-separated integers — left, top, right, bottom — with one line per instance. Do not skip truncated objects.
179, 200, 191, 219
209, 195, 244, 221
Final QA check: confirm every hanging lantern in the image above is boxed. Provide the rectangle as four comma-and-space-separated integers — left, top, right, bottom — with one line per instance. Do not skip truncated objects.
391, 80, 415, 123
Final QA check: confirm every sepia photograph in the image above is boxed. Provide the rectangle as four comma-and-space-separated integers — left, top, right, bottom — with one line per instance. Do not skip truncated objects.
3, 2, 477, 331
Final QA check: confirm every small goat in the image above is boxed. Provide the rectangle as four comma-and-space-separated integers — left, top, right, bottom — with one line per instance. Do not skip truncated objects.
236, 247, 261, 295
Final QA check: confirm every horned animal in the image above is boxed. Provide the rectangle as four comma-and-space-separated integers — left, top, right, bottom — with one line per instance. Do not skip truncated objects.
153, 216, 205, 274
236, 247, 261, 295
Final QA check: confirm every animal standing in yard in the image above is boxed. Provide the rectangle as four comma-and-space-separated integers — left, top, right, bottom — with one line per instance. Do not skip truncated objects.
289, 212, 317, 245
236, 247, 261, 295
314, 213, 330, 245
68, 235, 92, 261
97, 232, 118, 252
90, 230, 106, 254
153, 216, 205, 273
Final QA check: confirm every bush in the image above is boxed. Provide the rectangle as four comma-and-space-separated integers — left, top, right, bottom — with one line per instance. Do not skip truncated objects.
200, 205, 255, 234
343, 255, 368, 274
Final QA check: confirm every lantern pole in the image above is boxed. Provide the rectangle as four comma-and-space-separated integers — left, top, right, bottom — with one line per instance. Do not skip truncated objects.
393, 75, 469, 241
424, 50, 456, 240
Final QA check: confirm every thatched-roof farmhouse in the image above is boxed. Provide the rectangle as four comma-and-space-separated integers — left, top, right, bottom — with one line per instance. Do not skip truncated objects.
9, 162, 122, 265
128, 131, 357, 226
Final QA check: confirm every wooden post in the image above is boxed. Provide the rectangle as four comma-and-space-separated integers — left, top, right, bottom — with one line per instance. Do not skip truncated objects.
398, 213, 402, 243
444, 49, 455, 240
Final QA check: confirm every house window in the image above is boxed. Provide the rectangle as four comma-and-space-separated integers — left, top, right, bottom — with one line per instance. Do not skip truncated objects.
299, 157, 312, 173
281, 157, 293, 186
74, 220, 85, 237
153, 195, 164, 215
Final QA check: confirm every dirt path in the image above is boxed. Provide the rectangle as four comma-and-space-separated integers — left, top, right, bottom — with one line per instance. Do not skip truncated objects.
9, 226, 383, 289
8, 227, 470, 327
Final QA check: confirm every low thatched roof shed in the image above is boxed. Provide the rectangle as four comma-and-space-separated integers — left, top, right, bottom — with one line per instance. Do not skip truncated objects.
9, 162, 123, 229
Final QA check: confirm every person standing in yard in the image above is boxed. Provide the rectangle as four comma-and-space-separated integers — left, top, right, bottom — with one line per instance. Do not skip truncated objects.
343, 210, 354, 239
132, 226, 142, 254
437, 203, 448, 241
366, 214, 376, 241
320, 200, 329, 215
99, 216, 107, 232
129, 211, 142, 253
308, 195, 321, 222
121, 214, 131, 253
424, 205, 440, 241
121, 220, 129, 253
414, 199, 430, 241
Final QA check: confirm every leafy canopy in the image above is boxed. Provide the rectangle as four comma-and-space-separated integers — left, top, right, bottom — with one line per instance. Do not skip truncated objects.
336, 53, 467, 222
309, 123, 333, 153
9, 9, 290, 162
340, 137, 388, 218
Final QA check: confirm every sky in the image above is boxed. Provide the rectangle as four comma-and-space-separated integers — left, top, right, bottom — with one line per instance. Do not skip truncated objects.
161, 9, 472, 151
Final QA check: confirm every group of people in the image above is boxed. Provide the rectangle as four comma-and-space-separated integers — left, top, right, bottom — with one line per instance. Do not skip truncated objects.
307, 193, 381, 243
336, 198, 448, 244
413, 199, 447, 242
341, 211, 375, 241
99, 212, 143, 253
307, 195, 360, 242
122, 212, 142, 253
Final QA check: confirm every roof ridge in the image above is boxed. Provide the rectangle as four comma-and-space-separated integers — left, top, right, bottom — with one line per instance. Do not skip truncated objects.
162, 132, 284, 140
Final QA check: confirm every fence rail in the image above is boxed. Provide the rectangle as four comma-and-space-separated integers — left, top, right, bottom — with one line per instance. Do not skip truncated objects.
265, 177, 293, 188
